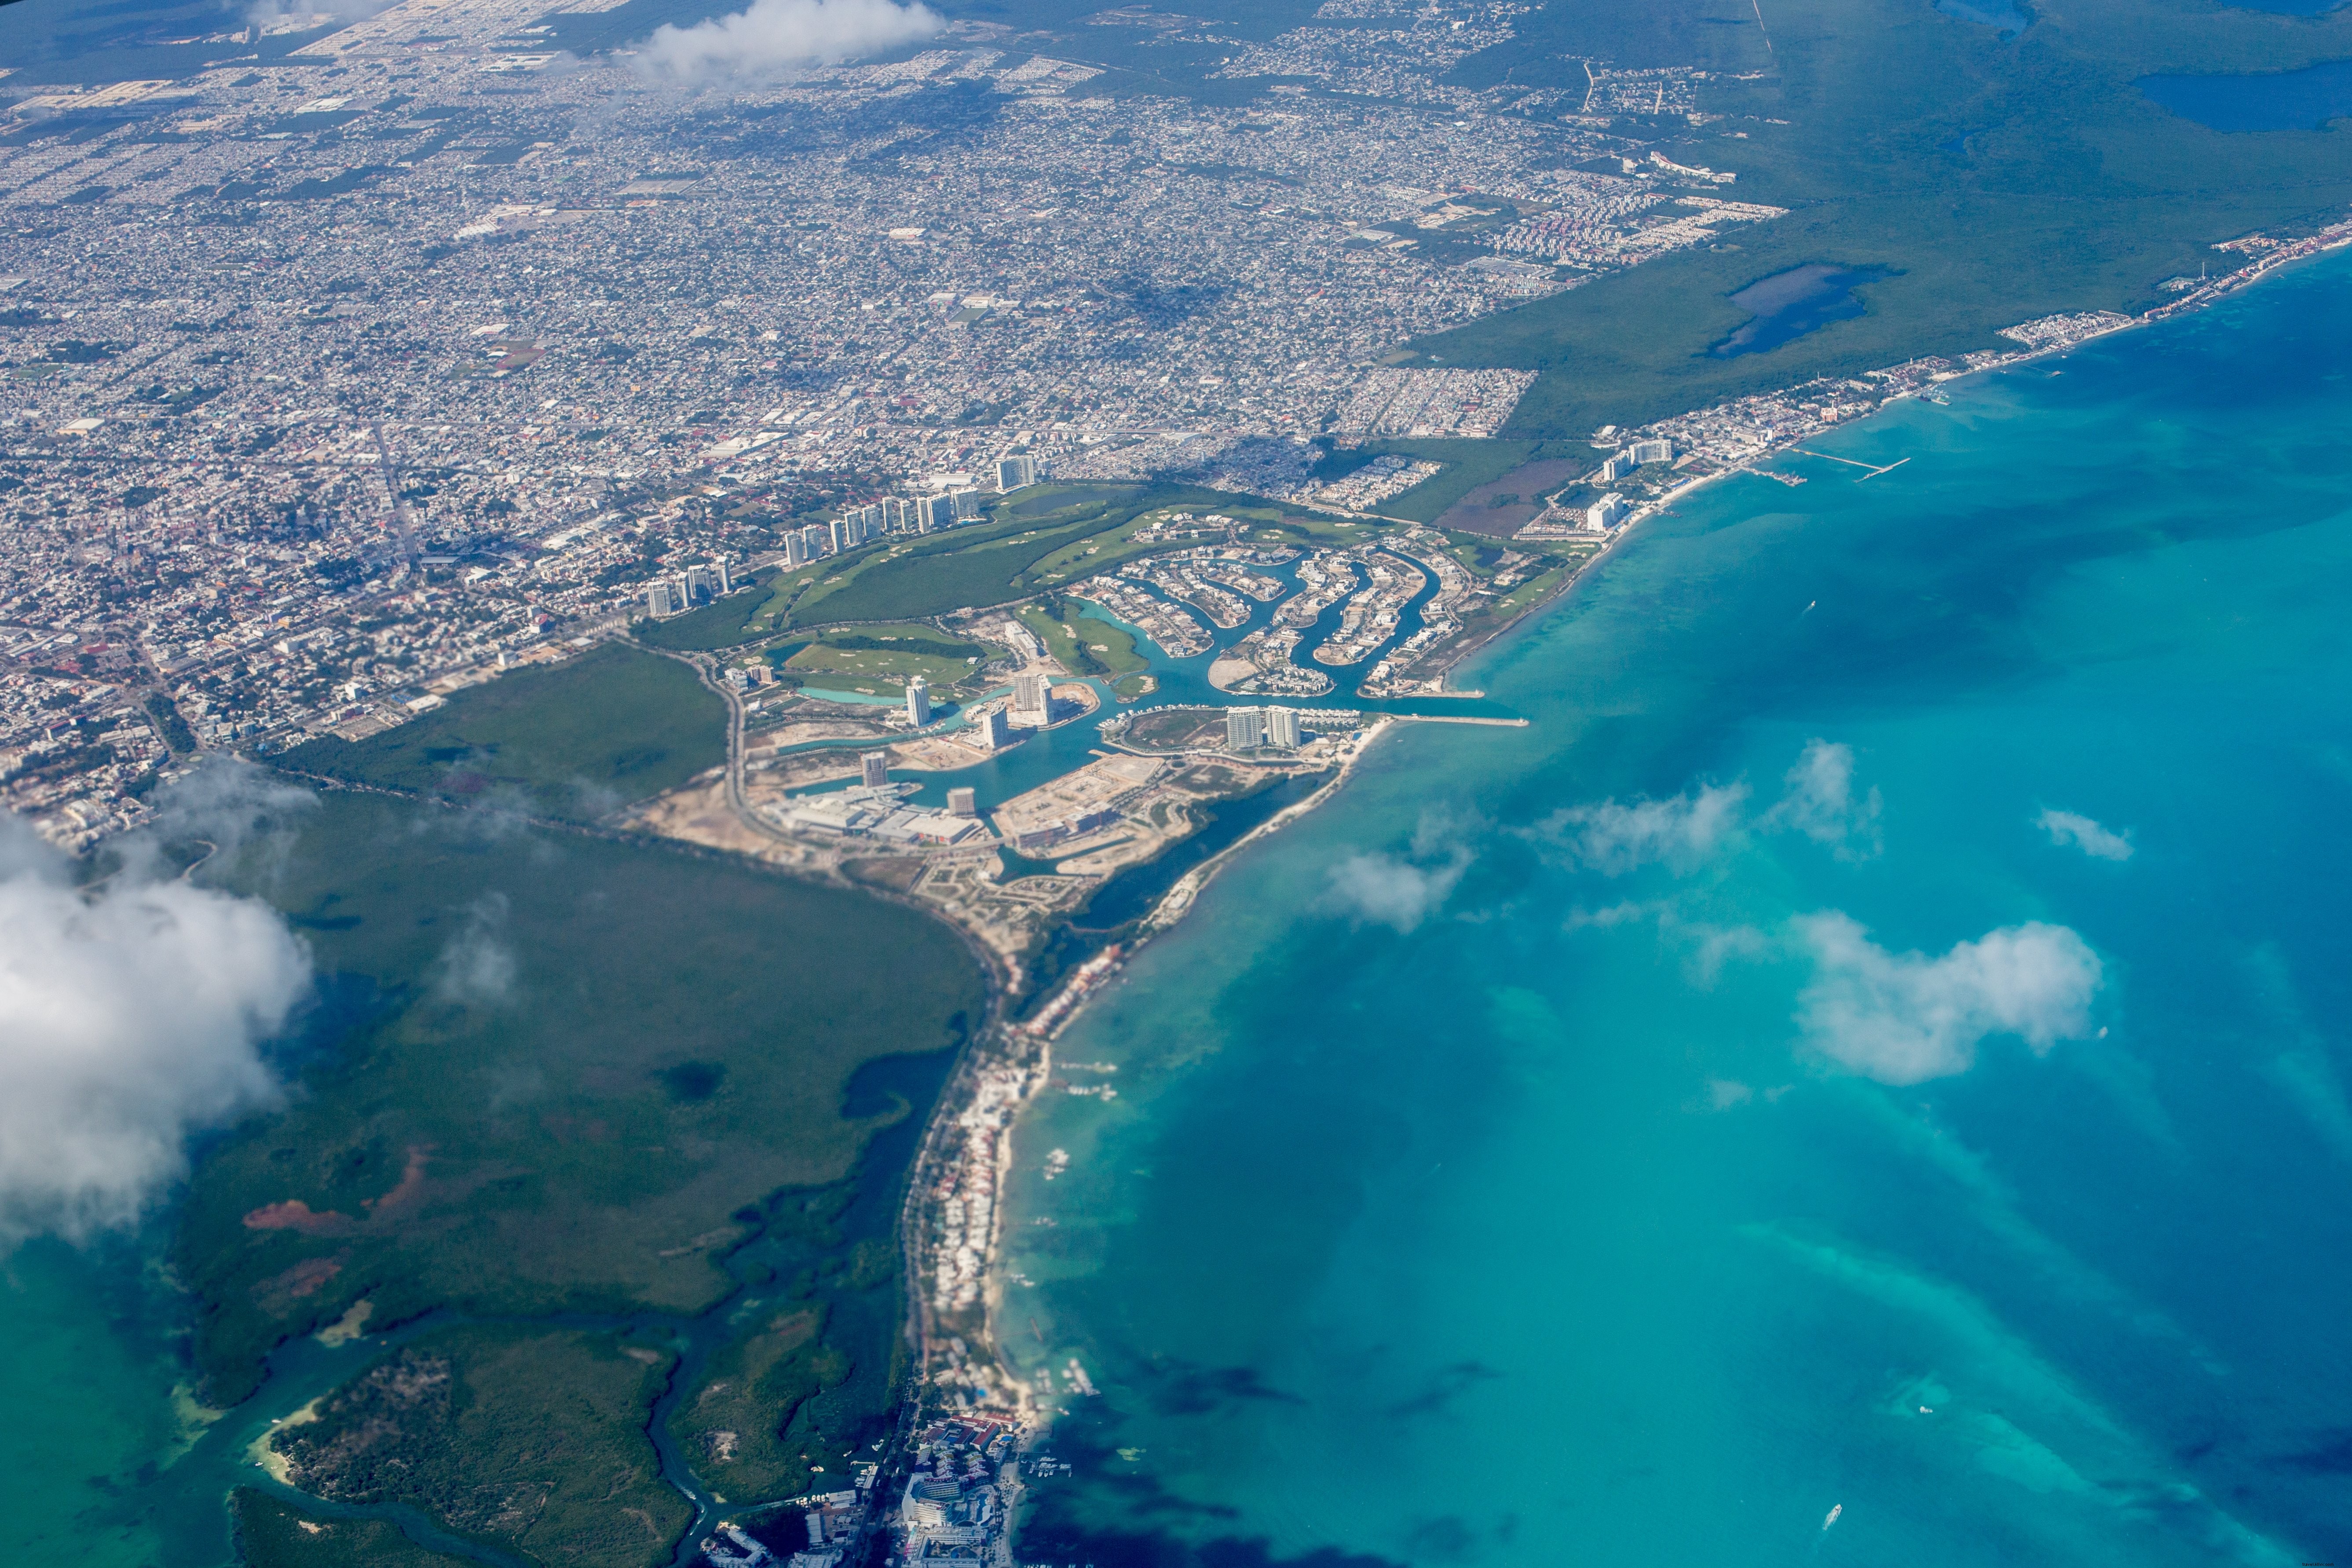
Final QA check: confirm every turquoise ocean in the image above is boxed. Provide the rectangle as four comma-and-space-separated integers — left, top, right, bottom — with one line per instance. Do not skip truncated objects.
998, 252, 2352, 1567
9, 255, 2352, 1564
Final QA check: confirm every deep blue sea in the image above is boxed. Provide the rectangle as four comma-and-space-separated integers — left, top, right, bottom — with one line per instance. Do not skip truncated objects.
999, 252, 2352, 1567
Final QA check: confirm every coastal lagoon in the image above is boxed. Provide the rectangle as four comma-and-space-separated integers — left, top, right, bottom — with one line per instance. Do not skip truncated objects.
1933, 0, 2030, 39
1706, 264, 1890, 358
2138, 59, 2352, 132
999, 252, 2352, 1565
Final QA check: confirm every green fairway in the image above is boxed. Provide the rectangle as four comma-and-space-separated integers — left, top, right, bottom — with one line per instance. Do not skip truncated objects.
772, 624, 996, 693
280, 643, 724, 820
1025, 516, 1160, 586
1411, 0, 2352, 439
996, 481, 1146, 520
793, 518, 1119, 625
1029, 599, 1151, 681
787, 487, 1249, 626
786, 641, 979, 692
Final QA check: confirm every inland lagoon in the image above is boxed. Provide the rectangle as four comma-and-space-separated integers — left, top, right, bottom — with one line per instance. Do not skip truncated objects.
1706, 263, 1892, 358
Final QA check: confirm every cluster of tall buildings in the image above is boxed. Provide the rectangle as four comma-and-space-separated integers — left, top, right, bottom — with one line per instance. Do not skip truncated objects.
890, 1418, 1016, 1568
1595, 438, 1674, 484
775, 493, 984, 570
951, 673, 1048, 756
1225, 705, 1306, 750
644, 559, 734, 618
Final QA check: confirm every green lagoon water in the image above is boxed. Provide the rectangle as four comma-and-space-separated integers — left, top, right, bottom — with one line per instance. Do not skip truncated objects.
1000, 252, 2352, 1566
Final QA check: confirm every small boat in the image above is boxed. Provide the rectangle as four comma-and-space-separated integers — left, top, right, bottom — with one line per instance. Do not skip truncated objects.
1822, 1503, 1842, 1531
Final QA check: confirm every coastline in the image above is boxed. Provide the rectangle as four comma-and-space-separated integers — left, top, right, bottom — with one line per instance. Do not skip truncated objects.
884, 209, 2352, 1563
110, 209, 2352, 1568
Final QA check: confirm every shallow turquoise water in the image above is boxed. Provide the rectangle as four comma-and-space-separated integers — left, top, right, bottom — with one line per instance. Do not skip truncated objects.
0, 1238, 198, 1565
1001, 254, 2352, 1566
11, 254, 2352, 1568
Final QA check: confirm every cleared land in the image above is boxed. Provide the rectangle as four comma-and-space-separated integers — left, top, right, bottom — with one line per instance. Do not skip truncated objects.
1354, 438, 1540, 523
1433, 457, 1589, 537
1412, 0, 2352, 439
280, 643, 724, 820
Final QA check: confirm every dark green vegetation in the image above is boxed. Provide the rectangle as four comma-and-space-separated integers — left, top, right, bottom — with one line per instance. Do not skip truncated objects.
279, 643, 722, 820
787, 486, 1244, 626
265, 1328, 685, 1568
666, 1232, 900, 1499
662, 1048, 951, 1499
181, 790, 987, 1409
1414, 0, 2352, 439
233, 1489, 465, 1568
631, 572, 780, 651
143, 691, 197, 754
671, 1306, 837, 1500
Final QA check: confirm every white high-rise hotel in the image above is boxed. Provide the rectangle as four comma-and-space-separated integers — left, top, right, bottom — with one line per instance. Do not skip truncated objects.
1011, 672, 1050, 726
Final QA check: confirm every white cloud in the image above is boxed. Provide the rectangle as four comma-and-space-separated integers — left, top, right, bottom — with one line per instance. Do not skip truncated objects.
0, 815, 310, 1243
2038, 808, 2134, 862
431, 892, 516, 1005
1766, 740, 1882, 858
135, 756, 316, 880
1530, 742, 1887, 876
1795, 912, 2103, 1085
1563, 899, 1660, 929
636, 0, 943, 86
1559, 900, 1762, 985
1684, 921, 1767, 986
1324, 810, 1476, 932
245, 0, 397, 29
1529, 780, 1749, 875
